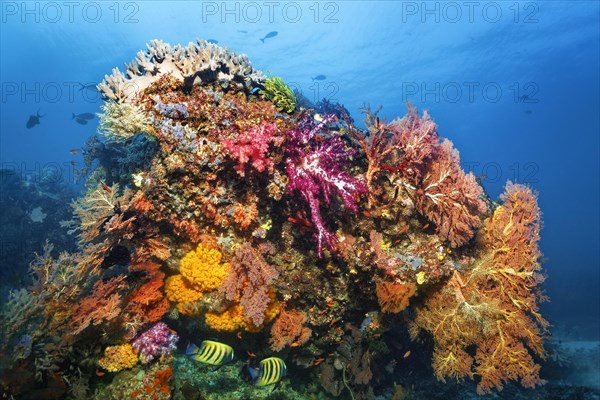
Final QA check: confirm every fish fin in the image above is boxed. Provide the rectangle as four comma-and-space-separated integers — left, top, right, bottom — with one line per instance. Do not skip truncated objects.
260, 38, 265, 43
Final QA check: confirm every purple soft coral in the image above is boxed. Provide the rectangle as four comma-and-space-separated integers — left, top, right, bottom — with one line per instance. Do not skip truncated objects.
132, 322, 178, 363
285, 114, 366, 257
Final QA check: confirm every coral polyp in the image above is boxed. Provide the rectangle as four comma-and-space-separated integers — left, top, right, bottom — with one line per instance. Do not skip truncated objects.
0, 39, 549, 399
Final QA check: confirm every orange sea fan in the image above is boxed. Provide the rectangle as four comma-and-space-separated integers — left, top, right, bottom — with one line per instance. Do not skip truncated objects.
270, 308, 312, 351
375, 280, 416, 313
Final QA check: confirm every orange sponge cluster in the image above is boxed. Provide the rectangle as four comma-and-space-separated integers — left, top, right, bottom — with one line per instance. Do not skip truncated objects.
98, 343, 139, 372
164, 275, 203, 304
180, 243, 229, 291
165, 243, 229, 315
205, 290, 280, 332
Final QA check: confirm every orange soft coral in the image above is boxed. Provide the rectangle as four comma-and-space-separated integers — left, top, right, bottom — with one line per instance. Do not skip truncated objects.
232, 201, 258, 230
409, 182, 547, 394
375, 280, 416, 313
98, 343, 139, 372
179, 243, 229, 291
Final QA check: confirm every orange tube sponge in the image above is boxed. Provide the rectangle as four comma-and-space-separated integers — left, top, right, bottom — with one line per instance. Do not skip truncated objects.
205, 292, 279, 332
98, 343, 139, 372
205, 304, 248, 332
180, 243, 229, 292
164, 275, 203, 304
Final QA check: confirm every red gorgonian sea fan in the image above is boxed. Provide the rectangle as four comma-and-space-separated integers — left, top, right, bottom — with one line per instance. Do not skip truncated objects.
388, 106, 487, 247
408, 139, 488, 247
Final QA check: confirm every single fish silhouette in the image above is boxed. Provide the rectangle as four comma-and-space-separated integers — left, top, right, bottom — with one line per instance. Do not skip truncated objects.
207, 39, 219, 44
238, 30, 248, 34
78, 82, 98, 92
260, 31, 278, 43
72, 112, 95, 120
26, 111, 44, 128
524, 110, 533, 115
312, 75, 327, 81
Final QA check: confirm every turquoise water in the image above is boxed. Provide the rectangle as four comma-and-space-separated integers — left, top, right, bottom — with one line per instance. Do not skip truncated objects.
1, 2, 599, 399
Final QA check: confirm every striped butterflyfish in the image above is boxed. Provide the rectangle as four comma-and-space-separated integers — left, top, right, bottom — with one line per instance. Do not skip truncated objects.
186, 340, 234, 365
248, 357, 287, 387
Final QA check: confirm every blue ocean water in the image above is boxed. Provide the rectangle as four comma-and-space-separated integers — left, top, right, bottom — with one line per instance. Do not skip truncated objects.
1, 1, 599, 398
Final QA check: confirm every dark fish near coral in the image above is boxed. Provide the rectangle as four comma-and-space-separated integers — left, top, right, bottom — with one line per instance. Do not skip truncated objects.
26, 111, 43, 128
312, 75, 327, 81
207, 39, 219, 44
69, 148, 81, 155
260, 31, 278, 43
248, 357, 287, 387
186, 340, 234, 365
72, 112, 95, 120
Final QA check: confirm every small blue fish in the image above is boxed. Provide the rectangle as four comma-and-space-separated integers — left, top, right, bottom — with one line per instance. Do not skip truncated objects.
260, 31, 278, 43
207, 39, 219, 44
248, 357, 287, 387
186, 340, 234, 366
26, 111, 43, 129
238, 30, 248, 34
312, 75, 327, 81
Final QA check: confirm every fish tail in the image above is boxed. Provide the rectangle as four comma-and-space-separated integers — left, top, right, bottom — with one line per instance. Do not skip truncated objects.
186, 343, 199, 356
247, 365, 259, 381
260, 38, 265, 44
72, 113, 76, 120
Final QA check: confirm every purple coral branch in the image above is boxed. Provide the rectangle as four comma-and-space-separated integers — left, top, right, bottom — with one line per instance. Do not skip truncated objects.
285, 114, 366, 257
